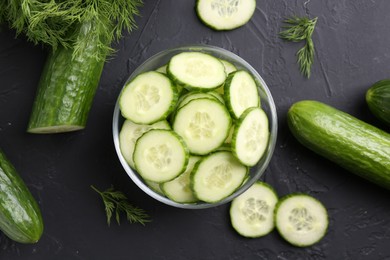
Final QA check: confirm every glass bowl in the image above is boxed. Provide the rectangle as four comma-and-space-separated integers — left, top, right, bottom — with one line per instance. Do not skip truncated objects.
112, 44, 277, 209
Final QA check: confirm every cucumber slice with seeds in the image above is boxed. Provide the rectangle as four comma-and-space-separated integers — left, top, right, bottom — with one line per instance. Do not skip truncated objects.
191, 151, 248, 203
168, 52, 226, 91
161, 156, 202, 203
119, 120, 171, 168
230, 181, 278, 238
196, 0, 256, 31
133, 129, 189, 183
275, 194, 328, 247
173, 98, 232, 155
232, 107, 269, 166
120, 71, 178, 124
224, 70, 260, 119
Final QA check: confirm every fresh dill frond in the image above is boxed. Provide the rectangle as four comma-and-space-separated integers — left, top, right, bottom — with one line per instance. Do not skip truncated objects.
280, 16, 318, 78
1, 0, 143, 60
91, 185, 151, 226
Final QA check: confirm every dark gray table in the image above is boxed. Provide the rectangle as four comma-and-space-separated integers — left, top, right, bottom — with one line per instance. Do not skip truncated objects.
1, 1, 389, 259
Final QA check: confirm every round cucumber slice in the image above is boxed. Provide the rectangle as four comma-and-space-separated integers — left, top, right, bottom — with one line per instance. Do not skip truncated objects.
232, 107, 269, 166
196, 0, 256, 31
119, 120, 170, 168
224, 70, 260, 119
173, 98, 232, 155
168, 52, 227, 91
120, 71, 178, 124
191, 151, 248, 203
230, 181, 278, 238
275, 194, 329, 247
133, 129, 189, 183
161, 156, 202, 203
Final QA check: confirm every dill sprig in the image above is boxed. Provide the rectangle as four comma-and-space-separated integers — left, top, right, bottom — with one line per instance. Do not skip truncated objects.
280, 16, 318, 78
0, 0, 143, 61
91, 185, 151, 226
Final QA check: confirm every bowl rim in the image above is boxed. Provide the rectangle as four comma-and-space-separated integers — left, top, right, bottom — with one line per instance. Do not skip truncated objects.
112, 44, 278, 209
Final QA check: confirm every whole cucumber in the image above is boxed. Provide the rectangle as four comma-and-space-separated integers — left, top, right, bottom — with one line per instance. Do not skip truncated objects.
27, 19, 107, 133
0, 149, 43, 243
287, 100, 390, 189
366, 79, 390, 126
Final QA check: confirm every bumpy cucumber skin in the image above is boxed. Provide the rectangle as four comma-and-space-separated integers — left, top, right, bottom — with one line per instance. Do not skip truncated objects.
28, 20, 106, 133
366, 79, 390, 126
0, 149, 43, 243
288, 100, 390, 189
274, 193, 328, 247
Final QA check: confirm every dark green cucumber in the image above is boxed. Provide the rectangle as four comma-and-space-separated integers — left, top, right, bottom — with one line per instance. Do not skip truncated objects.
0, 149, 43, 243
288, 100, 390, 189
366, 79, 390, 126
27, 20, 107, 133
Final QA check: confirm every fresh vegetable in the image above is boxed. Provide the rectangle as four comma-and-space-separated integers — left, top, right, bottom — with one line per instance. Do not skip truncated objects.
119, 119, 171, 168
91, 185, 150, 226
230, 181, 278, 238
161, 156, 201, 203
167, 52, 227, 91
275, 194, 328, 247
133, 129, 189, 183
191, 151, 248, 203
232, 107, 269, 166
173, 98, 232, 155
118, 51, 270, 204
1, 0, 142, 133
279, 16, 318, 78
366, 79, 390, 126
196, 0, 256, 31
27, 20, 107, 133
224, 70, 260, 119
0, 149, 43, 243
288, 100, 390, 189
120, 71, 178, 124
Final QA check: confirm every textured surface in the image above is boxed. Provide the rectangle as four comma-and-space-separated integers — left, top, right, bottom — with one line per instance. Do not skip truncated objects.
1, 0, 390, 259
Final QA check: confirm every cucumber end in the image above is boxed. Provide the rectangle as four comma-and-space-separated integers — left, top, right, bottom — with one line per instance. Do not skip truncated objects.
27, 125, 84, 134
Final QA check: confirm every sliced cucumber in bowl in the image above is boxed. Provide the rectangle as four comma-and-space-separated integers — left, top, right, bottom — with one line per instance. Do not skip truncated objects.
113, 46, 277, 208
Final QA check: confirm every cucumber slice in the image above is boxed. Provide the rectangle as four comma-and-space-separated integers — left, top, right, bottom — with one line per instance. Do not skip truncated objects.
177, 91, 221, 109
220, 59, 237, 74
168, 52, 226, 91
196, 0, 256, 31
156, 64, 167, 74
232, 107, 269, 166
230, 181, 278, 238
133, 129, 189, 183
207, 90, 225, 104
144, 180, 165, 195
173, 98, 232, 155
191, 151, 248, 203
224, 70, 260, 119
119, 120, 171, 168
120, 71, 178, 124
161, 156, 202, 203
275, 194, 328, 247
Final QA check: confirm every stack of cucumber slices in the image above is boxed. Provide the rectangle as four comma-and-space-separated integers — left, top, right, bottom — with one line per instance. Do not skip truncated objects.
118, 51, 270, 204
